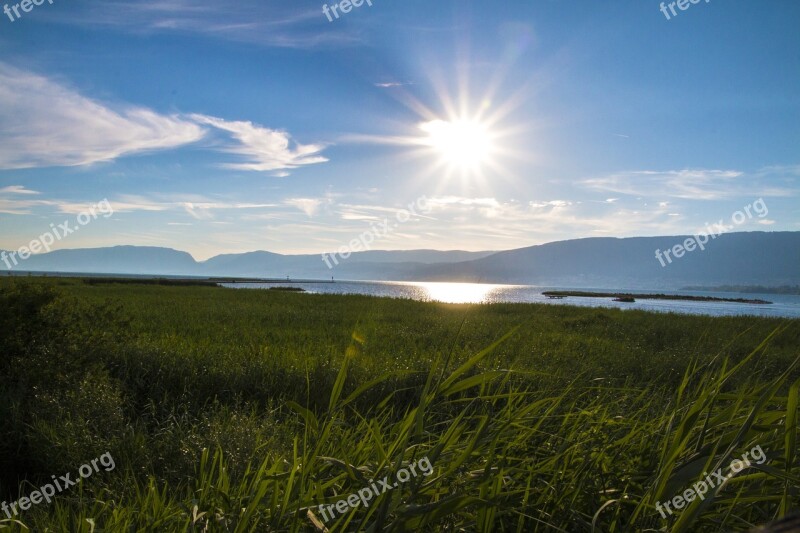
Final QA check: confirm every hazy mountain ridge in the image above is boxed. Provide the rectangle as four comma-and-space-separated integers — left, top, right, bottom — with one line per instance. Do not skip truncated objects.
414, 232, 800, 289
2, 232, 798, 290
1, 246, 198, 276
1, 246, 494, 280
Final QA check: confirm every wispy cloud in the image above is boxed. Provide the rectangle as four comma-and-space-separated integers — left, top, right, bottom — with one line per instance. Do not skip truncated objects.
0, 64, 332, 173
284, 198, 328, 217
50, 0, 360, 49
334, 200, 432, 222
0, 190, 279, 219
417, 195, 680, 246
582, 167, 800, 200
529, 200, 572, 208
0, 64, 205, 170
0, 198, 54, 215
0, 186, 40, 195
98, 195, 278, 220
374, 81, 413, 88
190, 114, 328, 175
0, 185, 55, 214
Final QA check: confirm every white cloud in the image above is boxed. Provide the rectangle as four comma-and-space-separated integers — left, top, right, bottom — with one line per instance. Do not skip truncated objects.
374, 81, 412, 88
0, 191, 279, 219
285, 198, 326, 217
0, 198, 53, 215
101, 196, 174, 214
582, 167, 800, 200
408, 196, 684, 245
50, 0, 359, 49
339, 211, 380, 221
0, 64, 206, 169
0, 186, 40, 195
333, 200, 432, 222
0, 185, 54, 214
190, 114, 328, 174
182, 200, 277, 220
530, 200, 572, 208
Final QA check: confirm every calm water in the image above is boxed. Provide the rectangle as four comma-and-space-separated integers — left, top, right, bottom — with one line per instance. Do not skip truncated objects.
221, 280, 800, 318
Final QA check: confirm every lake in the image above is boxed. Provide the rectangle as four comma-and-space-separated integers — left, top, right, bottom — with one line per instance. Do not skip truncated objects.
222, 280, 800, 318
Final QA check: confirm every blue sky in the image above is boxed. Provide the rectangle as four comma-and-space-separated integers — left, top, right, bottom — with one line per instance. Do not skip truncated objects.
0, 0, 798, 259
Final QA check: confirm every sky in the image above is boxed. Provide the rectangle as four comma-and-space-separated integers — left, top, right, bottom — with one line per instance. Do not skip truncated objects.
0, 0, 798, 260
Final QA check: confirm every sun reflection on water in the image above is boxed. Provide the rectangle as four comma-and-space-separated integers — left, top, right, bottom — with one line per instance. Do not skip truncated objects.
413, 282, 504, 304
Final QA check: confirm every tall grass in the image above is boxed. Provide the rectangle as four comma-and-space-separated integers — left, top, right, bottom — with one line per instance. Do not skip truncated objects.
0, 278, 797, 531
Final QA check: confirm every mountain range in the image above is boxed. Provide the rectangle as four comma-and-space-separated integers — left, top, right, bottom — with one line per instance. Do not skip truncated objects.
2, 231, 798, 290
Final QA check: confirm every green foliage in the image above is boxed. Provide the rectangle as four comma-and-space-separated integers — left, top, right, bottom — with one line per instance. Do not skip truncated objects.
0, 280, 132, 497
0, 278, 798, 531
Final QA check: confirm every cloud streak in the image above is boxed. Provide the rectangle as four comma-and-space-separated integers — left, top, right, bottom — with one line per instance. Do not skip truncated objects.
0, 64, 206, 170
48, 0, 360, 49
284, 198, 328, 217
0, 186, 40, 195
0, 64, 330, 174
582, 167, 800, 200
190, 114, 328, 174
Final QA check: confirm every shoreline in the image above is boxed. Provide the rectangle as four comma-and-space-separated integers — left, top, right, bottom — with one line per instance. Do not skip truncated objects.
542, 291, 773, 305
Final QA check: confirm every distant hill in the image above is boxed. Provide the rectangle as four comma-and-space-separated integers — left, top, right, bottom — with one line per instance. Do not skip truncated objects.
413, 232, 800, 289
341, 250, 496, 264
1, 246, 198, 276
2, 232, 798, 290
198, 249, 495, 278
0, 246, 494, 280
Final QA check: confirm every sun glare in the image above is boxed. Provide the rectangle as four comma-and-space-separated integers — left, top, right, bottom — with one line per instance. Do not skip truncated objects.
381, 77, 524, 189
416, 282, 500, 304
420, 118, 495, 172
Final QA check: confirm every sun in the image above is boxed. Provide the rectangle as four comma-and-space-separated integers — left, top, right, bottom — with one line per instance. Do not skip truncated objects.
419, 118, 495, 172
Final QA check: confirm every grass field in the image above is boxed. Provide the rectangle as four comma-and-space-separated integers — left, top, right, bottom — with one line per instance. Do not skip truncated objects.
1, 277, 799, 531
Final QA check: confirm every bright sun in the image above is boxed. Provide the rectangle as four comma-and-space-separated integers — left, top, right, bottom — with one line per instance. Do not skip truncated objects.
420, 118, 494, 172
